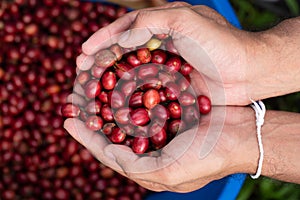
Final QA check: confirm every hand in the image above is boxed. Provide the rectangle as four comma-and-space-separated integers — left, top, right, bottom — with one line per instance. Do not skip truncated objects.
77, 2, 266, 105
64, 106, 259, 192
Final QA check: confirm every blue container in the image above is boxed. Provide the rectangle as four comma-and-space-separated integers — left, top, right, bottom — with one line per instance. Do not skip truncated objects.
86, 0, 245, 199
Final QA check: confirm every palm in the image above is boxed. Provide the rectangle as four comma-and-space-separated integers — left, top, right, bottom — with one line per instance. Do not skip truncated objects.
64, 106, 254, 192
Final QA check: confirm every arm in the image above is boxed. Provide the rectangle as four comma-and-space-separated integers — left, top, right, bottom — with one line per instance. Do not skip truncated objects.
64, 106, 300, 192
78, 3, 300, 105
247, 16, 300, 102
235, 110, 300, 184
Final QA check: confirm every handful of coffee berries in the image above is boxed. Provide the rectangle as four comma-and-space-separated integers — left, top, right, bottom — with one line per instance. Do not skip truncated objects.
62, 36, 211, 154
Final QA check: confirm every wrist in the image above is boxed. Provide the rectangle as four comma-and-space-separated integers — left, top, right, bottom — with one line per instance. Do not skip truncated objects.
246, 17, 300, 101
221, 107, 259, 175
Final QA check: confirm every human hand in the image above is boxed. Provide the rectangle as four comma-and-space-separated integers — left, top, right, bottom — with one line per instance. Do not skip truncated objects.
64, 106, 259, 192
77, 2, 266, 105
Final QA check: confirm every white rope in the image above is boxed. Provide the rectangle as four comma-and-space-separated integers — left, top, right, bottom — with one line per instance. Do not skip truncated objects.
250, 100, 266, 179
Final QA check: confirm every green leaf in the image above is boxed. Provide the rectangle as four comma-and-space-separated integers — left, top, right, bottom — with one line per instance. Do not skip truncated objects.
285, 0, 300, 16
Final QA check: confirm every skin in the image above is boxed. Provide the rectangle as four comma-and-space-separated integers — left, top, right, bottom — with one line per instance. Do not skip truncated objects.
64, 107, 300, 192
66, 2, 300, 192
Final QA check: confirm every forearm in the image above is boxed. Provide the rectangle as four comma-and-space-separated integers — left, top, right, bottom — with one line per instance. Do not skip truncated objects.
247, 16, 300, 101
235, 110, 300, 184
261, 110, 300, 183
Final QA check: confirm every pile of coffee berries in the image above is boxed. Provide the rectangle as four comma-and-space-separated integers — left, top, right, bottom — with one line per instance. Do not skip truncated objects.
0, 1, 148, 199
62, 37, 211, 154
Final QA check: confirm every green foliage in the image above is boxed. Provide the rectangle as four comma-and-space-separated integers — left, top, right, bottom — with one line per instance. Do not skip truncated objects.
237, 177, 300, 200
230, 0, 279, 30
230, 0, 300, 199
285, 0, 300, 16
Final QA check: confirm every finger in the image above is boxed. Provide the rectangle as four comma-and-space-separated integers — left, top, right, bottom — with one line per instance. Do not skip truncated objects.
104, 144, 154, 173
82, 2, 191, 55
73, 83, 85, 97
66, 93, 87, 107
117, 6, 193, 48
76, 53, 95, 71
105, 127, 198, 183
63, 118, 116, 167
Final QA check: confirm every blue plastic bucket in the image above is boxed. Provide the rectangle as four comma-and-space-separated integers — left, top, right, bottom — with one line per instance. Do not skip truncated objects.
85, 0, 245, 199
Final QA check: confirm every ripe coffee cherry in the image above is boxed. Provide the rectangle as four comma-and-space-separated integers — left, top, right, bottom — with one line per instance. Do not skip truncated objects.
84, 79, 101, 99
130, 108, 150, 126
180, 62, 194, 76
132, 136, 149, 154
109, 91, 125, 109
61, 103, 80, 118
129, 91, 143, 108
110, 127, 126, 143
101, 104, 114, 122
168, 119, 185, 136
110, 44, 123, 60
120, 80, 136, 97
178, 91, 196, 106
76, 71, 90, 85
62, 36, 212, 155
114, 107, 131, 125
94, 49, 116, 68
115, 62, 135, 80
140, 78, 162, 91
197, 95, 211, 114
167, 102, 182, 119
151, 49, 167, 64
101, 71, 116, 90
91, 65, 106, 79
126, 53, 141, 67
165, 56, 181, 74
84, 100, 102, 115
150, 104, 170, 121
137, 48, 151, 64
165, 82, 180, 101
142, 89, 160, 110
98, 91, 109, 103
137, 64, 159, 80
102, 123, 116, 135
85, 115, 103, 131
178, 76, 191, 92
149, 122, 167, 149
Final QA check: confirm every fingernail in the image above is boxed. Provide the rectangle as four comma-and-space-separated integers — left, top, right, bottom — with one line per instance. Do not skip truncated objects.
119, 30, 131, 45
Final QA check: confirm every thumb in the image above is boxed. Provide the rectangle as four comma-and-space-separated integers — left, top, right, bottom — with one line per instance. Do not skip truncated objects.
118, 28, 152, 48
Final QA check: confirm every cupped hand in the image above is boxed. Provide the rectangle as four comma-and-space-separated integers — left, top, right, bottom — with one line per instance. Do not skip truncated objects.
64, 106, 258, 192
77, 2, 261, 105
